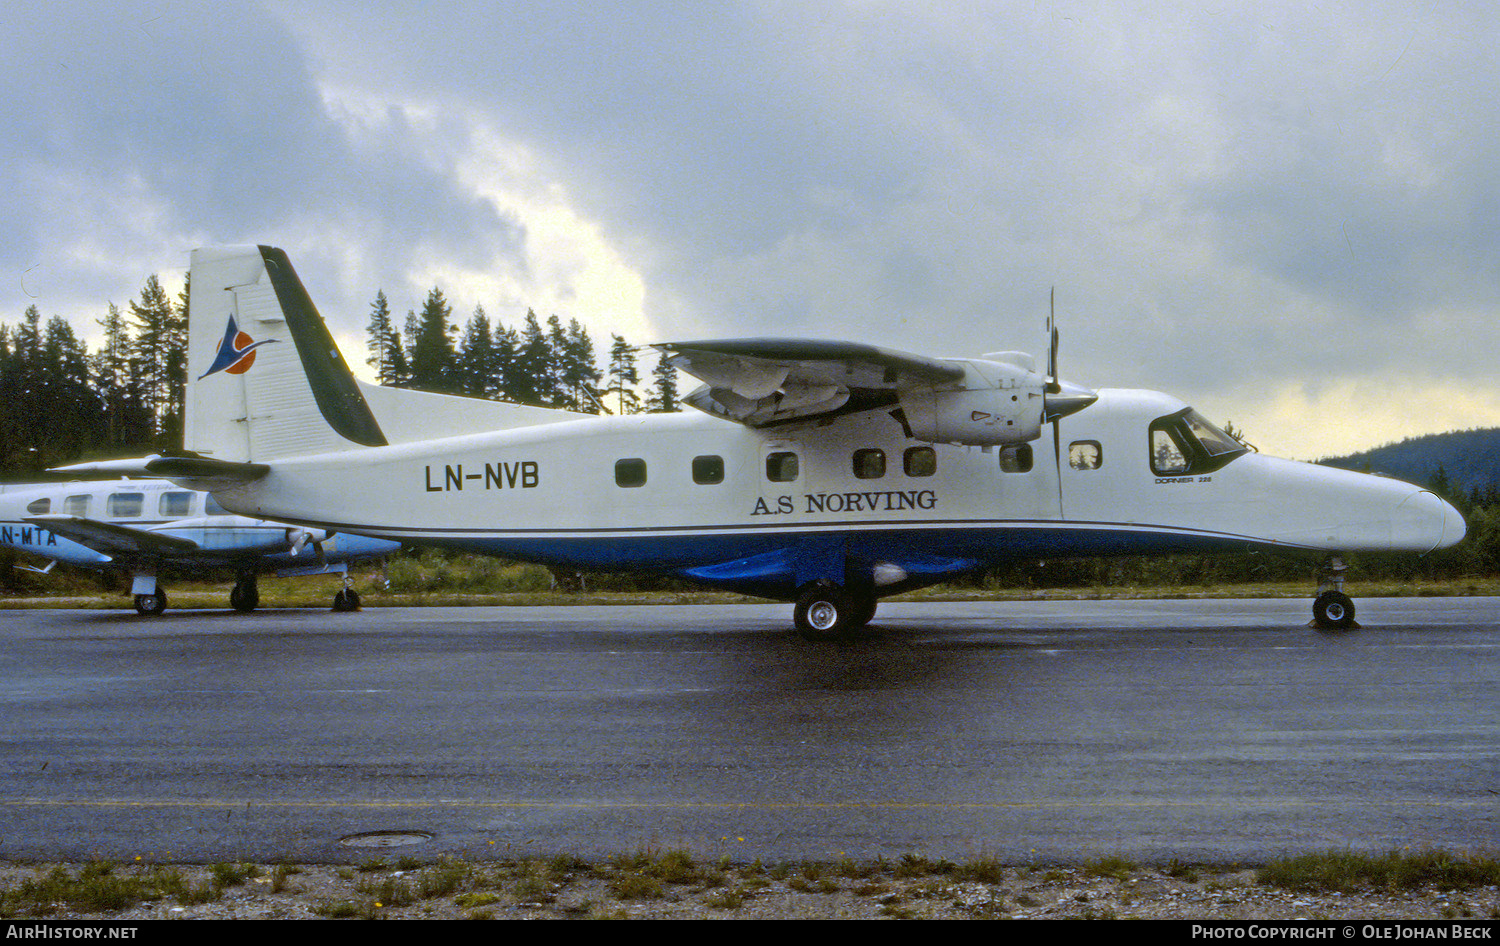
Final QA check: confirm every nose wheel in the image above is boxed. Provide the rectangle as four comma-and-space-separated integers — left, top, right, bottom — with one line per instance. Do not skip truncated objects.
332, 576, 362, 611
1311, 556, 1359, 630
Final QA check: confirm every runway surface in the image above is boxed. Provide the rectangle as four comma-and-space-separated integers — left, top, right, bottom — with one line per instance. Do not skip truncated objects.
0, 598, 1495, 864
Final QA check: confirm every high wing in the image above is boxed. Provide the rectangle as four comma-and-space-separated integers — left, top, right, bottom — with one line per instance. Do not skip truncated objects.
24, 516, 200, 555
655, 338, 968, 427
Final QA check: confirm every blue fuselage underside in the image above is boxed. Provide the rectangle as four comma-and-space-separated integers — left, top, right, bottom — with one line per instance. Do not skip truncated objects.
402, 522, 1272, 600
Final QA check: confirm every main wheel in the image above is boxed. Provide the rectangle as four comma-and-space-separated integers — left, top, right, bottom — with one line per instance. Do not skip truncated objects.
134, 590, 167, 615
1313, 590, 1356, 630
332, 588, 362, 612
794, 584, 851, 640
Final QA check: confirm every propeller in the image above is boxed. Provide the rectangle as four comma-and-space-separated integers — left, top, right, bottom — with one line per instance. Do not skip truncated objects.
1041, 288, 1098, 423
287, 528, 330, 564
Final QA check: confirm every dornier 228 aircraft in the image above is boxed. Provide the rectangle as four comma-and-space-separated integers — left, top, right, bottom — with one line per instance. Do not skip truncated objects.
80, 245, 1465, 637
0, 479, 400, 614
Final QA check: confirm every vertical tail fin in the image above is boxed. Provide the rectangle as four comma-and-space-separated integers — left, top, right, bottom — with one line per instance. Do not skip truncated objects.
184, 246, 386, 462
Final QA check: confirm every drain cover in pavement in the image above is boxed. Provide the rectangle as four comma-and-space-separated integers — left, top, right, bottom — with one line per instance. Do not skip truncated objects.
337, 830, 434, 848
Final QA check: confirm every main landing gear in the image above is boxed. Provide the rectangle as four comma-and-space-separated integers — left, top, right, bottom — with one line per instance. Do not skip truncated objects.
1311, 555, 1359, 630
133, 589, 167, 615
793, 582, 878, 641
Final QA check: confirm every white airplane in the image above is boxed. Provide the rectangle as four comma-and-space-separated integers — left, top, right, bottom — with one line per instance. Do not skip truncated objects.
62, 245, 1466, 636
0, 479, 400, 614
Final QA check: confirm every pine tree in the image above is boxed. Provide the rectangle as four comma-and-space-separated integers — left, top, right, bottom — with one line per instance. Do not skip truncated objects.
93, 302, 152, 448
512, 309, 549, 406
457, 305, 497, 398
492, 321, 520, 402
645, 351, 680, 413
560, 318, 601, 413
128, 274, 186, 446
409, 287, 458, 393
365, 290, 408, 386
606, 334, 642, 415
40, 315, 103, 464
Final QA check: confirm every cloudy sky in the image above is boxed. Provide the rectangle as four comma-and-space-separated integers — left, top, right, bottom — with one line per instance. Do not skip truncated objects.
4, 0, 1496, 459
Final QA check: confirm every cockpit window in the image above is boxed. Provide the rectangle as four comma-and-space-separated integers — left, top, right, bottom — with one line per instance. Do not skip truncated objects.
1149, 409, 1247, 476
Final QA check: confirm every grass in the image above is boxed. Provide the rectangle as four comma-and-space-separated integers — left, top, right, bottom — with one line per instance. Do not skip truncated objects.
1257, 849, 1500, 894
7, 548, 1500, 611
5, 849, 1499, 918
0, 861, 226, 916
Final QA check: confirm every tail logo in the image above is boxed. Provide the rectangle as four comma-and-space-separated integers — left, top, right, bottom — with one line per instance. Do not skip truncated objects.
199, 314, 276, 379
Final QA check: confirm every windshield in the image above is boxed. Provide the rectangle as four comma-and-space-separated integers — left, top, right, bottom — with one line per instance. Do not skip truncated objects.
1149, 409, 1248, 476
1182, 410, 1244, 459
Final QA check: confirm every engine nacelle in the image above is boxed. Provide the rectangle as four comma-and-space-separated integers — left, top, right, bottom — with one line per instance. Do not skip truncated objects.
898, 360, 1045, 447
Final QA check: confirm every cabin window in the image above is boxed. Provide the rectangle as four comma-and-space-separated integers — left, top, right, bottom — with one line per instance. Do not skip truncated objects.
1149, 409, 1248, 476
615, 458, 648, 488
766, 452, 799, 483
692, 455, 724, 485
999, 444, 1033, 473
63, 495, 90, 517
1068, 441, 1103, 471
159, 491, 194, 517
853, 449, 885, 479
205, 494, 229, 516
903, 446, 936, 477
107, 492, 145, 517
25, 498, 50, 515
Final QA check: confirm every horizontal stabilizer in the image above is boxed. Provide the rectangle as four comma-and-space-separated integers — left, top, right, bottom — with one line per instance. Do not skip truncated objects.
51, 454, 268, 488
25, 516, 200, 555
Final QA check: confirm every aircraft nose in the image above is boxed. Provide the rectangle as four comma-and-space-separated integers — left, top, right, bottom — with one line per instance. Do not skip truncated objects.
1394, 490, 1467, 553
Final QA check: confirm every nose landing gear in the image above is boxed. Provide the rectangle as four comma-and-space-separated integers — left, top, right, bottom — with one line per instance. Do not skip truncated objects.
332, 575, 362, 611
1311, 556, 1359, 630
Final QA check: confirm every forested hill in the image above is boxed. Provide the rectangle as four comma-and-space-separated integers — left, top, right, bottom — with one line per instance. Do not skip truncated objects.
1319, 428, 1500, 495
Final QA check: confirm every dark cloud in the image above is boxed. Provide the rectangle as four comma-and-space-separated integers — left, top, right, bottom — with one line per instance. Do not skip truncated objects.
2, 0, 523, 329
4, 1, 1497, 454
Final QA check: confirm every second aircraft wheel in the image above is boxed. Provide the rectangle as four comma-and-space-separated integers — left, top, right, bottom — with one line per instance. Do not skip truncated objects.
1312, 590, 1357, 630
230, 580, 259, 613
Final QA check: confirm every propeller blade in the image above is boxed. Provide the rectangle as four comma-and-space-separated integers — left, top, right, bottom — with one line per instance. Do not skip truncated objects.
1041, 287, 1097, 420
1047, 287, 1059, 386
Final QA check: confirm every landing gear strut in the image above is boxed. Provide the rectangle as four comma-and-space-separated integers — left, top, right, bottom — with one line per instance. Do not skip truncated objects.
1311, 556, 1359, 630
793, 582, 876, 640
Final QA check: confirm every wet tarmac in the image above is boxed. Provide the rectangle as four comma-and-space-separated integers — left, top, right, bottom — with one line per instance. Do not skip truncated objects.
0, 598, 1494, 864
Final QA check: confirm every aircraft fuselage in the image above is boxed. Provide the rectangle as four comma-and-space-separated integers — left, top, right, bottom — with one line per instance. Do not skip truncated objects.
214, 387, 1462, 602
